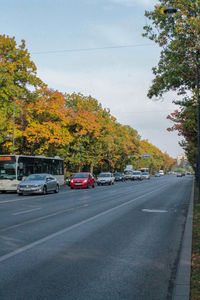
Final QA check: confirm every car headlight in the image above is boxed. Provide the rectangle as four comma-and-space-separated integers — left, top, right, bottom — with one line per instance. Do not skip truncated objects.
71, 180, 74, 183
83, 180, 87, 183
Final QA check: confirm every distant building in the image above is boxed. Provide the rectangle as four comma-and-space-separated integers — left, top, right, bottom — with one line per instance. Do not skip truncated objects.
176, 154, 187, 167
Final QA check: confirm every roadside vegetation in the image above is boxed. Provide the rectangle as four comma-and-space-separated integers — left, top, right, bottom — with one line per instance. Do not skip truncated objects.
190, 183, 200, 300
0, 34, 174, 174
143, 0, 200, 175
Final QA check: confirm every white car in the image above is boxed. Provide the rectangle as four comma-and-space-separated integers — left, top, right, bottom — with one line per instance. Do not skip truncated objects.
97, 172, 115, 185
159, 170, 164, 176
132, 171, 142, 180
155, 172, 161, 177
141, 172, 150, 179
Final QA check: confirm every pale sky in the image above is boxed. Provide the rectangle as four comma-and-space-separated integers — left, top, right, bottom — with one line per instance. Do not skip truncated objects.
1, 0, 184, 158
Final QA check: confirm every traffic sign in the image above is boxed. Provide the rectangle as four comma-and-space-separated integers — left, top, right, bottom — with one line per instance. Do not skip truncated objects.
142, 154, 151, 159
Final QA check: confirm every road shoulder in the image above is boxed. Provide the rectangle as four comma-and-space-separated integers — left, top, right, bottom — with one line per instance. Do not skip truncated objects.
172, 179, 194, 300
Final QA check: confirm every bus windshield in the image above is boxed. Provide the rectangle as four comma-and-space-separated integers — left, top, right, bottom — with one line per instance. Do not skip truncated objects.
0, 157, 16, 180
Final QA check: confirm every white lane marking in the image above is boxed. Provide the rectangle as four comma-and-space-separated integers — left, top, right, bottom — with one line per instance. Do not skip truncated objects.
0, 190, 75, 204
0, 183, 168, 233
12, 208, 42, 216
0, 184, 168, 263
0, 205, 83, 233
142, 209, 168, 213
0, 196, 43, 204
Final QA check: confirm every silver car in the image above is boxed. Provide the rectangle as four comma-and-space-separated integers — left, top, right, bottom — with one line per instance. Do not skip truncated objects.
17, 173, 59, 195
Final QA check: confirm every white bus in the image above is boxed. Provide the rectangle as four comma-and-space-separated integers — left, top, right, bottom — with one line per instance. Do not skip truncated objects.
140, 168, 149, 173
0, 155, 64, 192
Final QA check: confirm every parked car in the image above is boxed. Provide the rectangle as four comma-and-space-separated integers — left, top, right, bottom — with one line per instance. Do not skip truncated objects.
70, 172, 95, 189
155, 172, 161, 177
176, 173, 185, 177
96, 172, 115, 185
124, 170, 134, 180
17, 173, 59, 195
66, 173, 75, 186
132, 171, 143, 180
114, 172, 125, 181
141, 171, 150, 180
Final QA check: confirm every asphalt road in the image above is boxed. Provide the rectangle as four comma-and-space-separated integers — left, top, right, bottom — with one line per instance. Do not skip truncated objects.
0, 175, 193, 300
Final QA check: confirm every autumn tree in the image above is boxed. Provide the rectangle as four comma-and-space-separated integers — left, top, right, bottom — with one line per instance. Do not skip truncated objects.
167, 98, 197, 167
0, 34, 44, 153
143, 0, 200, 173
64, 93, 105, 172
11, 88, 73, 156
0, 34, 175, 173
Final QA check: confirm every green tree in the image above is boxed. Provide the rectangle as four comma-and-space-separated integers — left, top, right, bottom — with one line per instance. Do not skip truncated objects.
143, 0, 200, 171
0, 34, 44, 153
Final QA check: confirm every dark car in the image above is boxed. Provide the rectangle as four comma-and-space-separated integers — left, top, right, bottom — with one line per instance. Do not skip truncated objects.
17, 173, 59, 195
177, 173, 185, 177
114, 172, 124, 181
66, 173, 75, 186
70, 172, 95, 189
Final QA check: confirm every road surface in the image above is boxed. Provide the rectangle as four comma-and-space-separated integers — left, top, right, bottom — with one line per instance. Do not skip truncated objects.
0, 175, 193, 300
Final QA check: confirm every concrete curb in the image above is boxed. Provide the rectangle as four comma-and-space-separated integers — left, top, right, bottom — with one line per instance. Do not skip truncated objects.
172, 179, 194, 300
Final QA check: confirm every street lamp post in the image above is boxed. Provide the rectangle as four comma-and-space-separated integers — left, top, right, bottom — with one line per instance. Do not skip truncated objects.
12, 97, 16, 155
164, 1, 200, 202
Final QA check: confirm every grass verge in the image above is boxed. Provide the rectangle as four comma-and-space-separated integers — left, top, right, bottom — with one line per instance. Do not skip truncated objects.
190, 183, 200, 300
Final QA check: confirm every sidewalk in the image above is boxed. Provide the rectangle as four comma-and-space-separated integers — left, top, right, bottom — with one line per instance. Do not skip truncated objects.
172, 180, 194, 300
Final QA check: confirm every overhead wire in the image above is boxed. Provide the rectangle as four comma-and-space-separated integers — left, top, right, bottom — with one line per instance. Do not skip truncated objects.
31, 43, 155, 55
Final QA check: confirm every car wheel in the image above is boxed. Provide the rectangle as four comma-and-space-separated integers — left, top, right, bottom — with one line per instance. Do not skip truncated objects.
92, 184, 95, 188
109, 182, 111, 185
71, 186, 73, 189
18, 192, 23, 196
43, 186, 47, 195
54, 184, 59, 193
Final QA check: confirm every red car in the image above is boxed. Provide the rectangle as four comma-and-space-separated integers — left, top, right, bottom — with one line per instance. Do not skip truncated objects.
70, 172, 95, 189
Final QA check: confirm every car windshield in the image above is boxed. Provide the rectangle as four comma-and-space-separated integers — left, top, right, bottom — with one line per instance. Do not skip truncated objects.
99, 173, 111, 177
124, 171, 132, 174
74, 173, 88, 179
25, 174, 47, 181
133, 172, 140, 175
143, 172, 149, 175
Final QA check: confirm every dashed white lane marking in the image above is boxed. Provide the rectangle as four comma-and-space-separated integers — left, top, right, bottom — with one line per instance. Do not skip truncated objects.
12, 208, 42, 215
142, 209, 168, 213
0, 184, 168, 263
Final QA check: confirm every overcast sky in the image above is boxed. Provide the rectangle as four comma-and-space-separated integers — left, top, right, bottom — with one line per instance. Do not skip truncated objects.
1, 0, 184, 158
